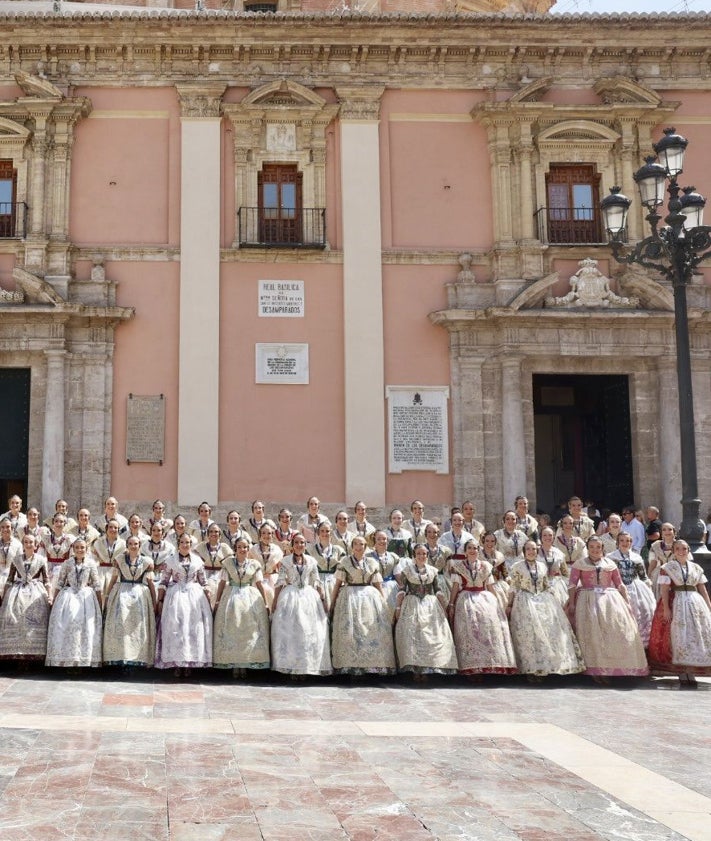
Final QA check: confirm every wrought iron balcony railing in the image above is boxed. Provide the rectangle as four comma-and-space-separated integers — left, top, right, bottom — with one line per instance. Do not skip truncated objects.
0, 203, 28, 239
237, 207, 326, 249
534, 206, 620, 245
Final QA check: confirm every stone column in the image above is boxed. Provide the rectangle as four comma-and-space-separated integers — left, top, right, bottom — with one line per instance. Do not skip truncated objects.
336, 86, 385, 506
176, 84, 226, 506
42, 349, 66, 517
485, 118, 515, 246
515, 121, 536, 241
501, 356, 527, 511
27, 109, 51, 237
657, 356, 683, 525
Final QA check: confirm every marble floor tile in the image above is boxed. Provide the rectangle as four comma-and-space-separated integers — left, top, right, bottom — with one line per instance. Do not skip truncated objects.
0, 673, 710, 841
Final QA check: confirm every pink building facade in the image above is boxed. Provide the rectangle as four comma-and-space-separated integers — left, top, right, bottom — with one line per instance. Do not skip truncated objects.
0, 3, 710, 525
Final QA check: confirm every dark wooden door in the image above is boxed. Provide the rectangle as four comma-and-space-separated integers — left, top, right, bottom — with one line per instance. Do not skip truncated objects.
0, 368, 30, 504
258, 164, 302, 245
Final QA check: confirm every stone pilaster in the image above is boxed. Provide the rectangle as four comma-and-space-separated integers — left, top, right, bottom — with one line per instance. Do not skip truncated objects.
501, 356, 527, 511
176, 83, 225, 506
337, 85, 385, 505
41, 348, 66, 516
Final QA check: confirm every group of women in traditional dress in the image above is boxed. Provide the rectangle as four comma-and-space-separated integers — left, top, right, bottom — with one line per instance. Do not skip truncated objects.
0, 494, 710, 686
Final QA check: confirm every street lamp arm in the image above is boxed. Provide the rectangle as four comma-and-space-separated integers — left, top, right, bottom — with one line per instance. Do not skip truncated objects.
608, 236, 674, 282
609, 226, 711, 285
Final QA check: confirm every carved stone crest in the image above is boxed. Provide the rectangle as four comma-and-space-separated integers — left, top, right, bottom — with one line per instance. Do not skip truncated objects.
545, 258, 639, 308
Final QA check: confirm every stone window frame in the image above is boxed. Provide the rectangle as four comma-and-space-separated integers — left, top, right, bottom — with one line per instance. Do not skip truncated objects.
533, 120, 620, 246
0, 117, 31, 240
223, 80, 338, 249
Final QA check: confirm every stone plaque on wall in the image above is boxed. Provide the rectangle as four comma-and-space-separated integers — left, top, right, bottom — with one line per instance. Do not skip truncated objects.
256, 343, 309, 384
126, 394, 165, 464
386, 386, 450, 474
266, 123, 296, 153
258, 280, 305, 317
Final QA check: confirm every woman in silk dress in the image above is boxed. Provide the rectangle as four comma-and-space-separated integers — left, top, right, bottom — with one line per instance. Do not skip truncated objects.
45, 539, 103, 668
647, 522, 676, 598
195, 523, 234, 609
385, 509, 413, 560
480, 530, 511, 613
90, 519, 127, 601
507, 540, 584, 680
213, 537, 270, 674
537, 526, 569, 608
447, 540, 517, 677
555, 515, 587, 570
394, 544, 458, 680
270, 534, 331, 677
222, 510, 253, 551
0, 534, 51, 661
330, 536, 396, 676
424, 523, 453, 602
41, 514, 76, 586
0, 518, 22, 595
493, 511, 528, 570
351, 500, 376, 548
648, 538, 711, 686
155, 533, 213, 674
606, 531, 656, 647
368, 529, 402, 615
103, 535, 157, 668
567, 536, 648, 683
127, 513, 148, 543
331, 510, 356, 554
274, 509, 299, 554
248, 522, 284, 610
141, 522, 173, 585
296, 496, 330, 545
166, 514, 197, 550
309, 521, 346, 612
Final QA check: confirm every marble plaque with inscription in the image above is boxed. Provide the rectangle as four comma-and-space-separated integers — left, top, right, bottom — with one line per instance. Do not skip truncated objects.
258, 280, 305, 317
126, 394, 165, 463
386, 386, 450, 474
256, 343, 309, 384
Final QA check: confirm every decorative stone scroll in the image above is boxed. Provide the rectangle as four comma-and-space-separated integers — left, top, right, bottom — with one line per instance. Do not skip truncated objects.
386, 386, 450, 475
126, 394, 165, 464
545, 258, 639, 308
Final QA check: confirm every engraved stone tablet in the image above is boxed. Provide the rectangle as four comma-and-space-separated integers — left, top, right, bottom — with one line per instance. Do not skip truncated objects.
386, 386, 450, 474
256, 343, 309, 384
126, 394, 165, 463
258, 280, 305, 317
266, 123, 296, 153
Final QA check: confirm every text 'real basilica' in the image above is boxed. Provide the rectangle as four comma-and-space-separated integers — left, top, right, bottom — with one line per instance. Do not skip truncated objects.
0, 0, 710, 525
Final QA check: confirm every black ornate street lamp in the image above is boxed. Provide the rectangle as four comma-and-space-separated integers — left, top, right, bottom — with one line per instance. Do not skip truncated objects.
601, 128, 711, 565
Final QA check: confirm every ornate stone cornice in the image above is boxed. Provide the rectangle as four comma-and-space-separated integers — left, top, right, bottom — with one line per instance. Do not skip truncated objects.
176, 83, 226, 118
0, 16, 708, 91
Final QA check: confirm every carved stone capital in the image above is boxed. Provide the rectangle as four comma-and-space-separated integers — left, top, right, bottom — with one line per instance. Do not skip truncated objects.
176, 84, 226, 119
336, 87, 385, 122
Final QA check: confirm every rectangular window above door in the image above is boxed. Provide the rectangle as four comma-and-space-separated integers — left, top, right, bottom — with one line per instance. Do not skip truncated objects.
539, 164, 602, 244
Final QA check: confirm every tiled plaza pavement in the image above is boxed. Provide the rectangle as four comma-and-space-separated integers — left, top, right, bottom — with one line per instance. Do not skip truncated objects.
0, 669, 709, 841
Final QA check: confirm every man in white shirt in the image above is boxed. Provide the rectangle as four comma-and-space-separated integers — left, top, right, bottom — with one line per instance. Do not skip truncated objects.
620, 507, 646, 553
